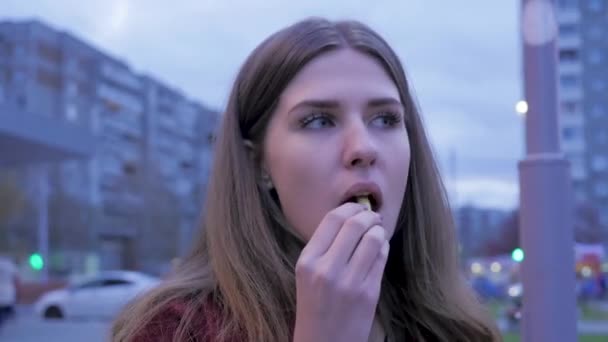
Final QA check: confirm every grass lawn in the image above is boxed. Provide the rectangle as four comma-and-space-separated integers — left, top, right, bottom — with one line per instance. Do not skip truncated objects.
580, 302, 608, 321
503, 334, 607, 342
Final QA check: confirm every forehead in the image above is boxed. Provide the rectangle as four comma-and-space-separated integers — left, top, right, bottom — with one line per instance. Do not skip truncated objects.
277, 49, 400, 108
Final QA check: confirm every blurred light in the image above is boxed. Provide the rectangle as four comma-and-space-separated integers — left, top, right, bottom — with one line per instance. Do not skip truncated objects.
602, 262, 608, 273
491, 262, 502, 273
508, 283, 522, 297
512, 248, 525, 263
471, 262, 484, 275
29, 253, 44, 271
581, 266, 592, 278
516, 100, 528, 116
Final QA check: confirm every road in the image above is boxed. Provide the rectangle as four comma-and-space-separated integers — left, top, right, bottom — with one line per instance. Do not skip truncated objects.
0, 309, 110, 342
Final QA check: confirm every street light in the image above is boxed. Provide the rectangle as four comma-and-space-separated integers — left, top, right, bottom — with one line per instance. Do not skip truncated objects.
511, 248, 525, 263
516, 100, 528, 116
29, 253, 44, 271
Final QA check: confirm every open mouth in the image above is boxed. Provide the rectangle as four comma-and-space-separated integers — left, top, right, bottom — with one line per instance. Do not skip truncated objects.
344, 194, 380, 211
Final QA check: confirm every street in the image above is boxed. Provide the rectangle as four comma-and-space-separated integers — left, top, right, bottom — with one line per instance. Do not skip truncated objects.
0, 308, 110, 342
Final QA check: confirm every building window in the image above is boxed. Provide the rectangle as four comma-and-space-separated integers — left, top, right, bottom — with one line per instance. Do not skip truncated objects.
562, 127, 583, 140
592, 156, 608, 172
594, 182, 608, 198
587, 0, 603, 11
596, 131, 608, 145
13, 70, 26, 85
16, 94, 27, 109
559, 0, 579, 8
600, 210, 608, 226
37, 41, 62, 64
587, 25, 603, 40
591, 104, 604, 118
66, 104, 79, 122
560, 75, 579, 88
575, 189, 587, 203
591, 79, 606, 92
37, 68, 62, 90
587, 49, 603, 64
207, 133, 216, 144
123, 162, 137, 175
66, 81, 78, 96
560, 49, 579, 62
13, 45, 25, 58
559, 24, 578, 37
570, 157, 586, 180
561, 101, 580, 113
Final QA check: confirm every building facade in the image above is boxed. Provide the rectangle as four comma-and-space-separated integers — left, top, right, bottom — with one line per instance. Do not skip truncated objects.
0, 20, 218, 276
557, 1, 608, 237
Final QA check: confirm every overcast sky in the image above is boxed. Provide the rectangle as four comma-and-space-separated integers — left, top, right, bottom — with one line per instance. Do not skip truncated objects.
1, 0, 525, 210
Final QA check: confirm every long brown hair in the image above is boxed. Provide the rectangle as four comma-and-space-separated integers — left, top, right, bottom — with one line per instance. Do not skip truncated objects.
112, 17, 501, 342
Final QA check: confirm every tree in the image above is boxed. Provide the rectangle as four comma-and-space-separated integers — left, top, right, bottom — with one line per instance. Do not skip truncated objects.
479, 203, 606, 257
0, 170, 27, 252
573, 202, 605, 244
47, 189, 99, 255
478, 210, 520, 257
116, 161, 182, 273
0, 170, 25, 224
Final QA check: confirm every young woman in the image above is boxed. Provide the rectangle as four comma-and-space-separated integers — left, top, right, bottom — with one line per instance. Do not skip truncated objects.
112, 17, 501, 342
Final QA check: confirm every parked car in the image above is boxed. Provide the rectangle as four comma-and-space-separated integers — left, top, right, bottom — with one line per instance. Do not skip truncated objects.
34, 270, 159, 320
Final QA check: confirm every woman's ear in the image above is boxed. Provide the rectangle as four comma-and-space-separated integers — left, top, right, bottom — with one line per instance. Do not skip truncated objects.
260, 171, 274, 190
244, 139, 274, 190
243, 139, 257, 162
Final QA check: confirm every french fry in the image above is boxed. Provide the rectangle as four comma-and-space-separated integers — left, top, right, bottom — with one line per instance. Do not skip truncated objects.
357, 196, 372, 211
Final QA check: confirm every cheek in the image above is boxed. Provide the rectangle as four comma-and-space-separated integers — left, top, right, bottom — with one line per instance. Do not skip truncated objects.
270, 156, 328, 240
385, 140, 411, 238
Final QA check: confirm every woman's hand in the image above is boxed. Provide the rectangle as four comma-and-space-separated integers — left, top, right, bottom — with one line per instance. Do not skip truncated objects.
292, 203, 390, 342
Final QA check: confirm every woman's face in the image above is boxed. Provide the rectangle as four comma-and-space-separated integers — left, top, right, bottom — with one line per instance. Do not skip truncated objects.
261, 48, 411, 241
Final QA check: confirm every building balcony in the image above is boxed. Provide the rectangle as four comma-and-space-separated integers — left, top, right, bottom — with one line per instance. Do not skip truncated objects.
558, 35, 581, 49
559, 60, 583, 74
557, 9, 581, 24
0, 103, 95, 166
559, 87, 584, 102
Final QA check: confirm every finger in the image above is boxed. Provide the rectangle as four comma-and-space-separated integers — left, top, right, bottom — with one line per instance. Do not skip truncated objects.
363, 240, 390, 287
323, 212, 382, 268
345, 225, 386, 282
300, 202, 367, 259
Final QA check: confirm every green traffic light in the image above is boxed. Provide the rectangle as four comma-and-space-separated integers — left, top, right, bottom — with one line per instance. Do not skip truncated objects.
29, 253, 44, 270
512, 248, 524, 263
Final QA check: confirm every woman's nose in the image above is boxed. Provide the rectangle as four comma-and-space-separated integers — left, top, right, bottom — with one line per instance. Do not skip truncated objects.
342, 123, 378, 169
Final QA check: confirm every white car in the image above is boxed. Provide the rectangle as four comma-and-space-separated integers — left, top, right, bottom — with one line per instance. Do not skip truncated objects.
34, 270, 160, 320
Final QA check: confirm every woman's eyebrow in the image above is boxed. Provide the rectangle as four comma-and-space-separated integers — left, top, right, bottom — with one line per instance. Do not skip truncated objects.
289, 97, 403, 114
288, 99, 341, 114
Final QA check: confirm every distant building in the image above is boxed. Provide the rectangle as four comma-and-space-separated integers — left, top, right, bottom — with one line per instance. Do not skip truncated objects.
0, 20, 219, 276
556, 1, 608, 238
455, 205, 509, 260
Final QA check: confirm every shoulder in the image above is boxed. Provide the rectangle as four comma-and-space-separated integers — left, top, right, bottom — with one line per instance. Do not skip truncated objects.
131, 298, 221, 342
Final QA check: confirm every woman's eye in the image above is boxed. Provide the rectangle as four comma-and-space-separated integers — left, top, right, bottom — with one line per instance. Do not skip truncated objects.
371, 112, 402, 128
299, 113, 335, 129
